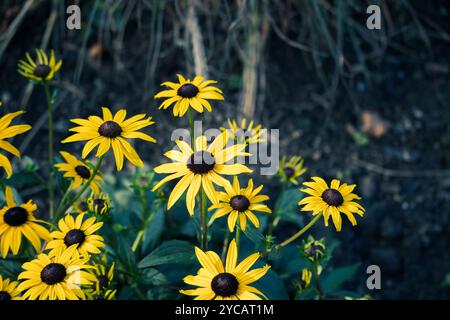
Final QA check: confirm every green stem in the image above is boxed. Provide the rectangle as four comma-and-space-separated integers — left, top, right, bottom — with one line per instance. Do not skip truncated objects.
55, 155, 104, 220
275, 212, 323, 250
235, 224, 241, 252
220, 228, 231, 262
188, 109, 195, 147
54, 186, 73, 223
312, 261, 324, 299
43, 81, 55, 219
200, 190, 207, 250
132, 191, 157, 252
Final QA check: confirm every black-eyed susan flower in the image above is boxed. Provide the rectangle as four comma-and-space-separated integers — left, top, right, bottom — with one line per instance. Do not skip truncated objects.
0, 275, 21, 300
54, 151, 103, 193
17, 246, 96, 300
299, 177, 365, 232
221, 118, 264, 144
88, 254, 115, 295
74, 199, 88, 214
17, 49, 62, 82
0, 187, 50, 258
62, 107, 156, 171
180, 239, 270, 300
298, 268, 312, 291
87, 192, 111, 216
302, 236, 326, 262
154, 74, 223, 117
209, 176, 271, 232
0, 109, 32, 178
278, 156, 307, 185
152, 131, 252, 216
46, 213, 104, 256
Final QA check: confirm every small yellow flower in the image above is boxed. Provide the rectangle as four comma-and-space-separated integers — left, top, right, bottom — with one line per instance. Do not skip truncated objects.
0, 187, 50, 257
152, 131, 252, 216
209, 176, 271, 232
88, 254, 115, 296
62, 107, 156, 171
298, 268, 312, 291
0, 108, 32, 178
46, 213, 104, 256
221, 118, 265, 144
17, 246, 96, 300
299, 177, 365, 231
0, 274, 21, 300
17, 49, 62, 82
154, 74, 223, 117
180, 239, 270, 300
278, 156, 307, 185
54, 151, 103, 193
87, 192, 111, 216
303, 236, 326, 262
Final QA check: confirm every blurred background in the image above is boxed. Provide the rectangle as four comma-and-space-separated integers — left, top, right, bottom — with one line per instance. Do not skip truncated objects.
1, 0, 449, 299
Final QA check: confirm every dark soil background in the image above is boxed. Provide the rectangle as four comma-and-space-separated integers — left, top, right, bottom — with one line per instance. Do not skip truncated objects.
1, 0, 449, 299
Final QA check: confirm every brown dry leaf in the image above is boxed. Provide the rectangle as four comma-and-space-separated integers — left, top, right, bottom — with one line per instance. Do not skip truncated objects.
361, 110, 389, 139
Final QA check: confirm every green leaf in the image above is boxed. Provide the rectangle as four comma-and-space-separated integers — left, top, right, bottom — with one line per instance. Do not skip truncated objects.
138, 240, 195, 269
321, 263, 360, 293
142, 207, 165, 254
141, 268, 169, 285
242, 224, 265, 250
276, 188, 304, 226
254, 268, 290, 300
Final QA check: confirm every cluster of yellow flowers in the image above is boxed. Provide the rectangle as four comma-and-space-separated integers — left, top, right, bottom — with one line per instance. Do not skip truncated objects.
0, 49, 366, 300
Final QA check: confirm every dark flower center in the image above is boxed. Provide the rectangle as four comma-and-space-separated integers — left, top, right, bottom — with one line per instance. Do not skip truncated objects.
187, 151, 215, 174
4, 207, 28, 226
93, 199, 107, 214
321, 188, 344, 207
98, 121, 122, 138
33, 64, 51, 78
75, 165, 91, 179
177, 83, 199, 98
230, 195, 250, 212
40, 263, 67, 285
305, 244, 324, 259
0, 291, 11, 300
211, 272, 239, 297
64, 229, 86, 247
97, 275, 109, 289
283, 167, 295, 178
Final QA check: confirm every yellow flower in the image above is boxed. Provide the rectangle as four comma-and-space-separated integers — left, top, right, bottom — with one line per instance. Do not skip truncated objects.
152, 131, 252, 215
0, 187, 50, 257
209, 176, 271, 232
180, 239, 270, 300
0, 109, 32, 178
298, 268, 312, 291
299, 177, 365, 231
154, 74, 223, 117
46, 213, 104, 256
17, 246, 96, 300
222, 118, 264, 144
62, 107, 156, 171
278, 156, 307, 185
0, 274, 21, 300
87, 192, 111, 216
17, 49, 62, 82
54, 151, 103, 193
88, 254, 115, 295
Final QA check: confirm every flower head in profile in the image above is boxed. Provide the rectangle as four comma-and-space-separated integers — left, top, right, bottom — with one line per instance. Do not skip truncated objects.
278, 156, 307, 185
0, 187, 50, 257
209, 177, 271, 232
297, 269, 312, 291
46, 213, 104, 256
152, 131, 252, 216
17, 246, 96, 300
0, 274, 21, 300
62, 107, 156, 171
54, 151, 103, 193
299, 177, 365, 232
87, 192, 111, 216
180, 239, 270, 300
87, 254, 115, 297
154, 74, 223, 117
222, 118, 265, 145
0, 108, 32, 178
302, 235, 326, 262
17, 49, 62, 82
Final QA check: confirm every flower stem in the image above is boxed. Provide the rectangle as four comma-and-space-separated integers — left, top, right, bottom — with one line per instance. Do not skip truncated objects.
267, 182, 287, 237
54, 155, 104, 220
235, 225, 241, 252
188, 109, 195, 147
312, 261, 325, 299
200, 190, 207, 250
43, 81, 55, 219
275, 212, 323, 250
